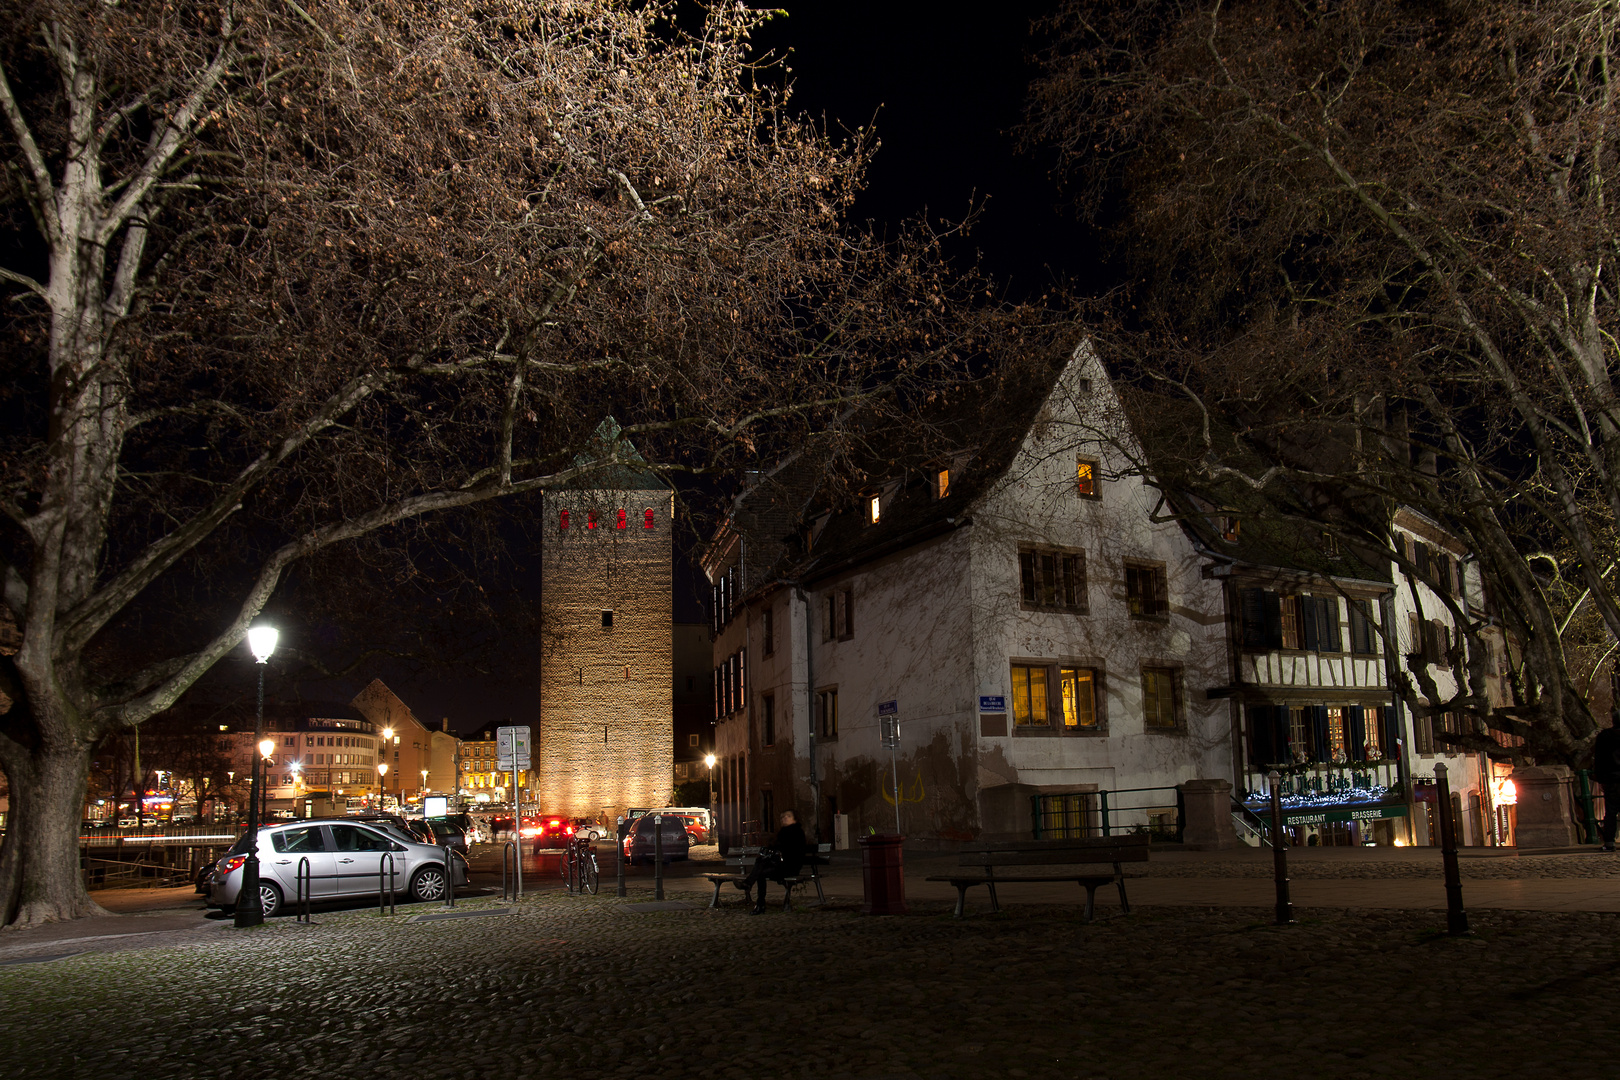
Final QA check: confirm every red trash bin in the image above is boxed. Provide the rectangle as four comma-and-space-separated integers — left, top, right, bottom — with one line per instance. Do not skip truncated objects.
858, 833, 907, 915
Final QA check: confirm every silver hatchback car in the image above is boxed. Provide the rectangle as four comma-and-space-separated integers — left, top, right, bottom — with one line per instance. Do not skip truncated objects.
206, 819, 468, 918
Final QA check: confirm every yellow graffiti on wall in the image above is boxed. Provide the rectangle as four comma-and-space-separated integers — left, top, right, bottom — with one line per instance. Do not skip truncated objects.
881, 771, 926, 806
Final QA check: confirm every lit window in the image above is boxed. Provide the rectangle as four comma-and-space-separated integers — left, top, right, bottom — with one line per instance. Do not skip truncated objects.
869, 494, 882, 524
1060, 668, 1097, 728
1220, 515, 1240, 542
644, 508, 655, 529
1327, 706, 1346, 761
559, 509, 570, 530
587, 509, 597, 530
936, 469, 950, 499
616, 508, 627, 530
1076, 459, 1099, 498
1011, 664, 1049, 726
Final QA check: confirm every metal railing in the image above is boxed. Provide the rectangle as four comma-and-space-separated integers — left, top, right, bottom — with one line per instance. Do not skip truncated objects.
1031, 786, 1184, 842
377, 852, 397, 916
1230, 797, 1275, 848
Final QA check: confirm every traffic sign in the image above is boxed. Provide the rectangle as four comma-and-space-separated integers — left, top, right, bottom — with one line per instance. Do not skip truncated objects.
495, 725, 531, 770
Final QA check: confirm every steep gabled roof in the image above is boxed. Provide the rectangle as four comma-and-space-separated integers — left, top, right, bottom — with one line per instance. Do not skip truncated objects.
709, 347, 1074, 591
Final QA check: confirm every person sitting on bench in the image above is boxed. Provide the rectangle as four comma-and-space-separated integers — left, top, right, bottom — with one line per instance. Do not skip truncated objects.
738, 809, 808, 914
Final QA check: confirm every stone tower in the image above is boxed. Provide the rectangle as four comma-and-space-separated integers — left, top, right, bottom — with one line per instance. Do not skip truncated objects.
537, 418, 673, 819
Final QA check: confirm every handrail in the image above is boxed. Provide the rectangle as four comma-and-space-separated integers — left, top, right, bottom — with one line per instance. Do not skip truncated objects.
378, 852, 396, 916
1231, 797, 1274, 848
1031, 785, 1184, 841
295, 857, 313, 923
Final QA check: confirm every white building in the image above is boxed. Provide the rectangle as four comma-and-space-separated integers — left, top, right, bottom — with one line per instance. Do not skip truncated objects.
705, 345, 1232, 845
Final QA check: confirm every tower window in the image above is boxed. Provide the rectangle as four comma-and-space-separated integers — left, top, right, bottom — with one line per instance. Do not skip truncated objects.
587, 509, 598, 530
868, 494, 882, 524
616, 508, 627, 530
559, 509, 570, 530
644, 508, 655, 529
601, 610, 614, 628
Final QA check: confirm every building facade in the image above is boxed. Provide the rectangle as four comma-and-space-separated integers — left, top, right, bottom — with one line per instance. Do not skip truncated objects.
707, 346, 1232, 845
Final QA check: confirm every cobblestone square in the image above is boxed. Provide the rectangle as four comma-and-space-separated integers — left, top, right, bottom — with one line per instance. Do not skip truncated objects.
2, 881, 1615, 1080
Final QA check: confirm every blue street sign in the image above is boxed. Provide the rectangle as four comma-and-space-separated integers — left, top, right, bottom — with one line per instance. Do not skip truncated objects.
979, 696, 1006, 712
877, 700, 898, 716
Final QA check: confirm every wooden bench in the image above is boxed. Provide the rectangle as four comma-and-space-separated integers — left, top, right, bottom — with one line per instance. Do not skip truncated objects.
926, 835, 1151, 919
703, 844, 832, 912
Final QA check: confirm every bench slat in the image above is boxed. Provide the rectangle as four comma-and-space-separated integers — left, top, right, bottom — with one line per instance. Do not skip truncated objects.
958, 849, 1147, 868
960, 835, 1150, 854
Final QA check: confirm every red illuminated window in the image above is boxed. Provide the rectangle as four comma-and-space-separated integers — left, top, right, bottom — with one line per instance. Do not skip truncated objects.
587, 509, 597, 530
644, 508, 655, 529
559, 509, 570, 530
616, 508, 627, 530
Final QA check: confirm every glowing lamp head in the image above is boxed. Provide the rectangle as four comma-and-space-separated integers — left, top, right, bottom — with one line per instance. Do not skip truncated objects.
246, 625, 278, 663
378, 763, 389, 777
382, 727, 393, 741
704, 753, 716, 769
258, 738, 275, 759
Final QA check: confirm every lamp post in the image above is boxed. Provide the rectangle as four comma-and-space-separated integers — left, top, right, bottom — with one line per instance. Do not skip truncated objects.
235, 624, 278, 928
258, 738, 275, 822
421, 768, 429, 799
382, 728, 394, 805
378, 763, 389, 809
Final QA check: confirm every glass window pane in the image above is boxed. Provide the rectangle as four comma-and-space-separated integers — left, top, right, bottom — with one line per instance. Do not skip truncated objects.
1040, 554, 1057, 606
1012, 665, 1031, 725
1029, 666, 1048, 724
1061, 668, 1096, 728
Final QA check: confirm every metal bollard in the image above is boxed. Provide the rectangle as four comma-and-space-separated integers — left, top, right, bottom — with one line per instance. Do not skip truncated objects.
501, 841, 519, 902
442, 844, 456, 907
654, 814, 665, 901
378, 852, 396, 916
1268, 771, 1295, 925
616, 829, 627, 897
295, 856, 313, 924
1435, 763, 1469, 935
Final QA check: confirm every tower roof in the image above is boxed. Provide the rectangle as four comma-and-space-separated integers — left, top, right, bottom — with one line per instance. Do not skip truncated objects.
557, 416, 668, 491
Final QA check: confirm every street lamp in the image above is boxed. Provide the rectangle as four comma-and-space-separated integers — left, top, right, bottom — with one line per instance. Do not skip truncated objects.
382, 728, 394, 804
421, 768, 429, 796
235, 623, 277, 928
378, 763, 388, 809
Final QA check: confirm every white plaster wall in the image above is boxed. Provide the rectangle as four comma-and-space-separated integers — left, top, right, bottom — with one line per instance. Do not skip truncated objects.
968, 348, 1232, 818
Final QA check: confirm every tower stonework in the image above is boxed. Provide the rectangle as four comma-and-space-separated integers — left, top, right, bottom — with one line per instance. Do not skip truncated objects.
537, 424, 673, 820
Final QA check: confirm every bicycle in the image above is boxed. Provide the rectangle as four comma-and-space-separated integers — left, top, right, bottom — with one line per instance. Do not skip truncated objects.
560, 834, 599, 894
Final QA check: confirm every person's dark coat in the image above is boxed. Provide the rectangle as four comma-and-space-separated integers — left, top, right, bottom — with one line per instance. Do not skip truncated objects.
773, 821, 809, 877
1594, 725, 1620, 785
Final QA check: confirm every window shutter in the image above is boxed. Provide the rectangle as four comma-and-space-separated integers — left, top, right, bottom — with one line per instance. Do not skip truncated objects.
1323, 598, 1342, 652
1346, 706, 1366, 760
842, 589, 854, 637
1300, 595, 1318, 651
1262, 590, 1282, 648
1241, 588, 1267, 647
1248, 708, 1275, 768
1020, 551, 1037, 604
1311, 706, 1330, 762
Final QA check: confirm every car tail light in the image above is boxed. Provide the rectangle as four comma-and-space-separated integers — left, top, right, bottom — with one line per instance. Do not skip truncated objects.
219, 855, 247, 876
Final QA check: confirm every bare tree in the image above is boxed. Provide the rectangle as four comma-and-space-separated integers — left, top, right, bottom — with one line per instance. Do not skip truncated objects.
0, 0, 1014, 926
1024, 0, 1620, 764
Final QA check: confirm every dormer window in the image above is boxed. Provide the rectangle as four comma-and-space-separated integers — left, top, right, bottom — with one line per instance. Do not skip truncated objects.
1220, 515, 1240, 542
1076, 459, 1099, 499
935, 469, 950, 499
868, 494, 882, 525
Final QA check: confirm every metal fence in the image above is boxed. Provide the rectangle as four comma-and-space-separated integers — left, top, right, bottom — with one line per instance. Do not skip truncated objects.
1031, 786, 1184, 842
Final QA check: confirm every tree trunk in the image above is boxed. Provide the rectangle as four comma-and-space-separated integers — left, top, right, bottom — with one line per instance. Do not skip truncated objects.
0, 740, 106, 928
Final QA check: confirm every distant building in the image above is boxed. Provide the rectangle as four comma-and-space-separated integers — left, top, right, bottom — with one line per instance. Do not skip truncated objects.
351, 679, 458, 805
673, 622, 715, 788
535, 418, 674, 819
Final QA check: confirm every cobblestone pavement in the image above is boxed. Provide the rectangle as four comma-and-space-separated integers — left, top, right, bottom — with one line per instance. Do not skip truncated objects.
1, 888, 1616, 1080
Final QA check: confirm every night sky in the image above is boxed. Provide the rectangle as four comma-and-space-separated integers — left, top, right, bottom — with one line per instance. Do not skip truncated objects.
292, 1, 1097, 733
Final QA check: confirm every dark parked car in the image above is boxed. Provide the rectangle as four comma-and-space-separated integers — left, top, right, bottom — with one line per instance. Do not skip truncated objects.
407, 817, 469, 855
622, 812, 690, 865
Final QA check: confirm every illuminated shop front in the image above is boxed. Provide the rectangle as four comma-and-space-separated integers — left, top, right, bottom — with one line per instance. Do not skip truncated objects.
1242, 700, 1409, 845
